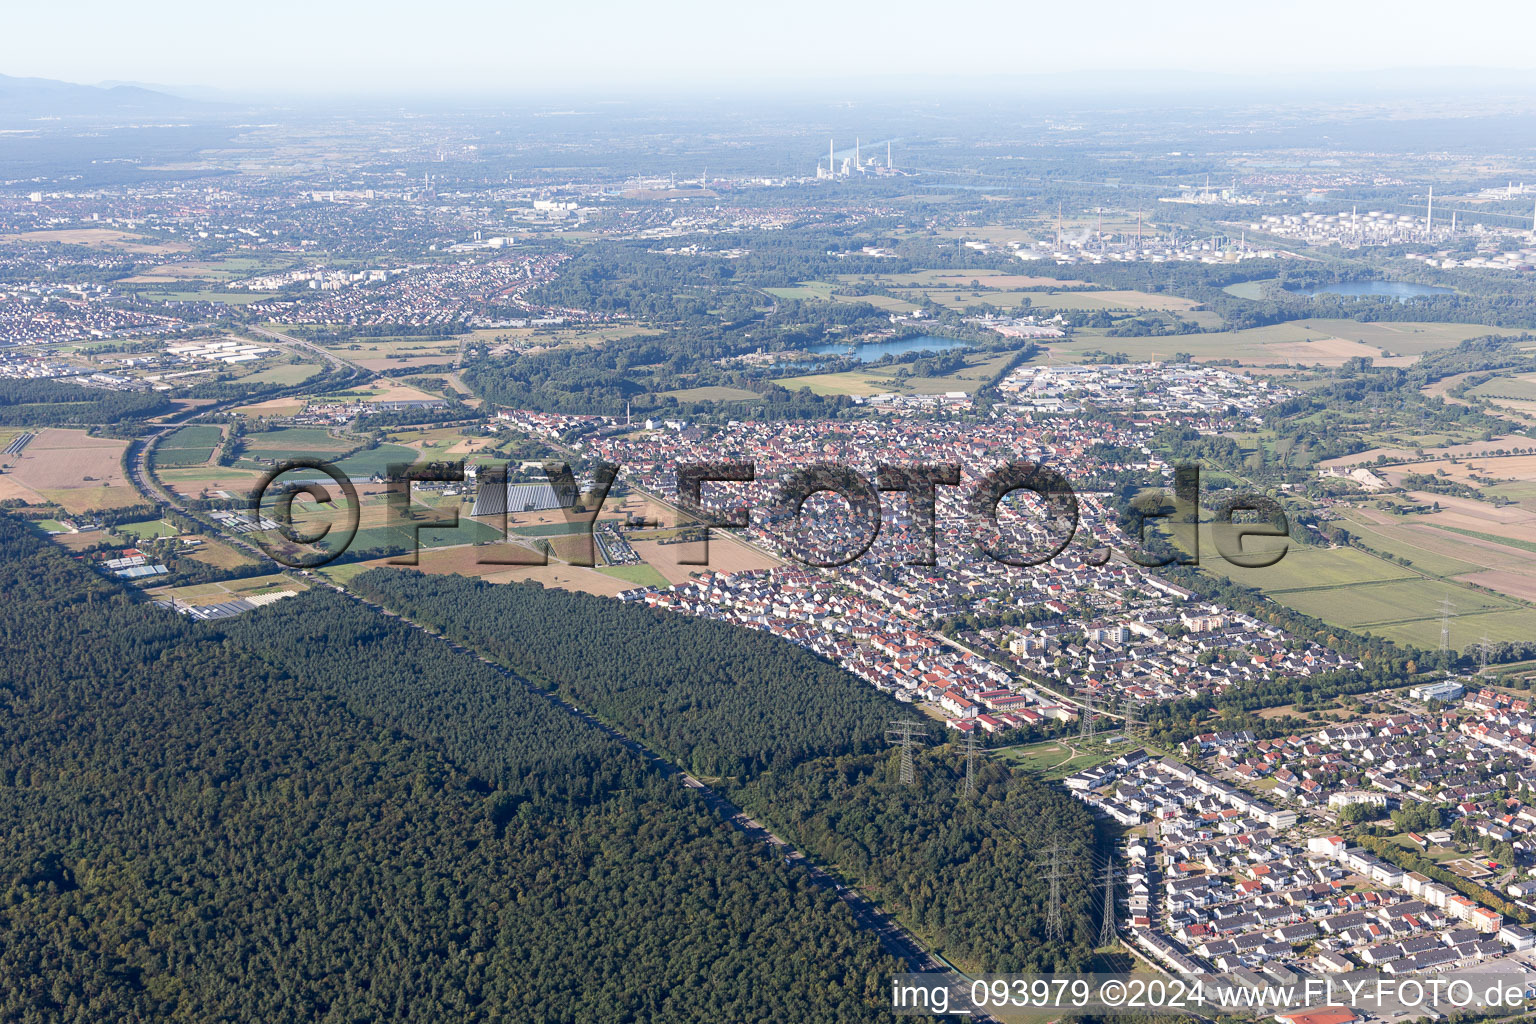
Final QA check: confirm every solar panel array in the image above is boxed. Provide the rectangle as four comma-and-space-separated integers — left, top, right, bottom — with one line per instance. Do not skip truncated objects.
469, 480, 564, 517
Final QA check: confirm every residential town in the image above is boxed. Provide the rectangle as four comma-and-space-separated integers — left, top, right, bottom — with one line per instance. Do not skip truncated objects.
1064, 687, 1536, 995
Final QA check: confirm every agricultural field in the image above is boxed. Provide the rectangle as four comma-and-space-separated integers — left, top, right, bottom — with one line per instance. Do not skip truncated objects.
151, 424, 222, 468
302, 378, 447, 407
232, 361, 324, 386
762, 282, 839, 301
479, 324, 660, 352
597, 563, 670, 589
268, 490, 504, 564
321, 544, 646, 597
1466, 370, 1536, 402
0, 227, 189, 254
129, 288, 266, 304
1196, 525, 1536, 648
298, 330, 461, 370
330, 443, 424, 479
936, 288, 1200, 313
155, 465, 265, 500
183, 538, 261, 571
1052, 319, 1520, 368
838, 269, 1089, 289
628, 533, 781, 585
117, 256, 296, 284
0, 428, 137, 513
238, 426, 356, 461
1317, 434, 1535, 472
761, 283, 920, 313
773, 350, 1015, 397
229, 396, 309, 417
658, 385, 762, 402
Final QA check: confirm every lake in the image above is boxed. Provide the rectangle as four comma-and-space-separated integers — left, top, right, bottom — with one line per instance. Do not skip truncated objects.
1289, 281, 1454, 300
808, 334, 969, 363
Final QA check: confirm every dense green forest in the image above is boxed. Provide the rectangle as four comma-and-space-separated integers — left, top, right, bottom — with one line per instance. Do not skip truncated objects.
350, 569, 1100, 973
0, 378, 171, 425
0, 515, 913, 1022
349, 569, 906, 776
737, 751, 1101, 973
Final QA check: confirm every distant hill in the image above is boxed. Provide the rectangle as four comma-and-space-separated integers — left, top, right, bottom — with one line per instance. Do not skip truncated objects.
0, 73, 202, 117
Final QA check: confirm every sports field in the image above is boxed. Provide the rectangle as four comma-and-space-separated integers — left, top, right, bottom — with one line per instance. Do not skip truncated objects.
114, 519, 180, 540
146, 574, 307, 606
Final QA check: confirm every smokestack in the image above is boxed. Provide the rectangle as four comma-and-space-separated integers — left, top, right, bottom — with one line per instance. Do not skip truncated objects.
887, 140, 892, 168
855, 137, 860, 170
829, 139, 834, 178
1426, 185, 1433, 237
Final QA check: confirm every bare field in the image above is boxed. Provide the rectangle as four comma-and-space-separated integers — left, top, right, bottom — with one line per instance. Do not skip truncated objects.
1267, 337, 1404, 364
159, 467, 266, 499
630, 534, 780, 585
0, 476, 44, 504
230, 397, 308, 417
40, 486, 145, 514
53, 529, 105, 551
1318, 434, 1535, 471
1074, 320, 1518, 369
773, 350, 1015, 397
3, 428, 128, 490
361, 379, 443, 404
1384, 454, 1536, 488
332, 545, 639, 598
0, 228, 190, 253
1455, 569, 1536, 603
839, 269, 1087, 289
185, 539, 261, 571
1407, 492, 1536, 531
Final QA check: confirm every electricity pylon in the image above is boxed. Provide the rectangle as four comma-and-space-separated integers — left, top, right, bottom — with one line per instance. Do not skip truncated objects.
886, 718, 926, 786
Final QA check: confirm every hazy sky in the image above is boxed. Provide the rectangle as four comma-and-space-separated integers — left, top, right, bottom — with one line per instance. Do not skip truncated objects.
7, 0, 1536, 97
